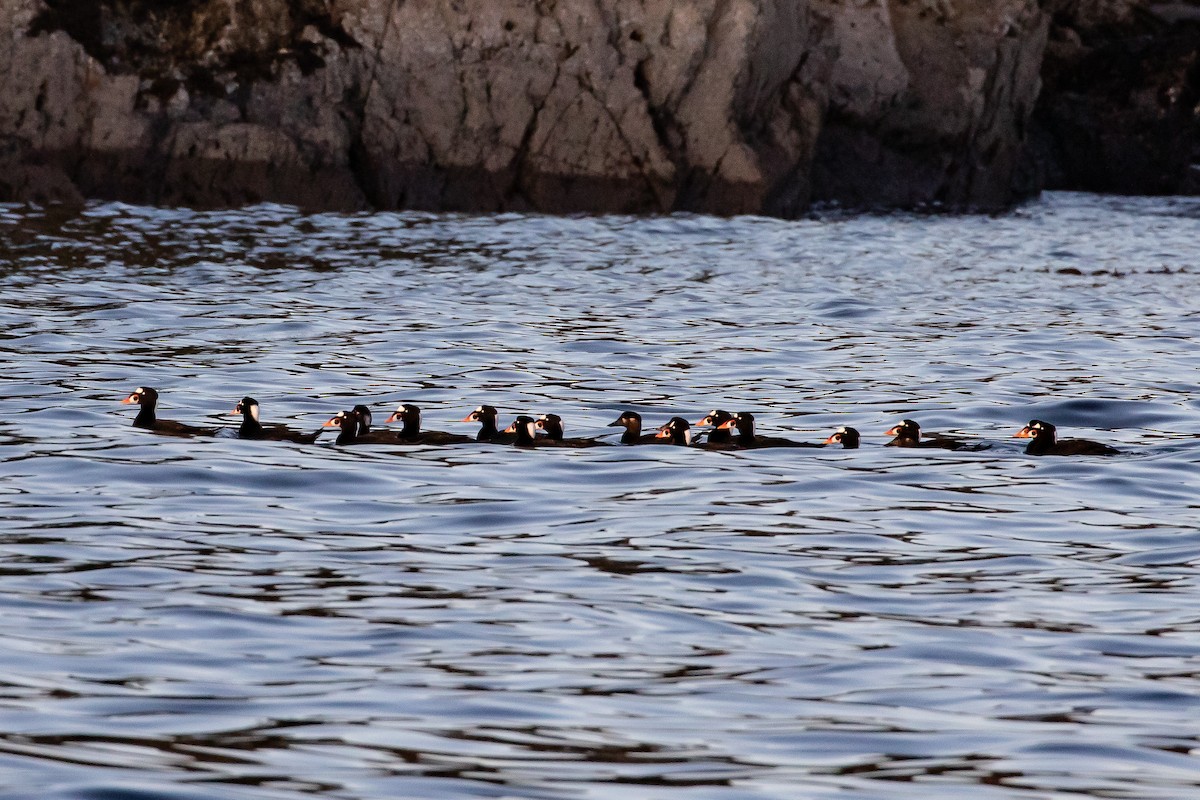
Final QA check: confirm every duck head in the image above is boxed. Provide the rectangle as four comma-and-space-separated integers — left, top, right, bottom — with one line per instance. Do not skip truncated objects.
655, 416, 692, 446
824, 426, 860, 448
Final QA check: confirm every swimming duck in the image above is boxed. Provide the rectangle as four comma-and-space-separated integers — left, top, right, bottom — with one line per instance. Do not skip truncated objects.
717, 412, 824, 448
323, 409, 365, 446
503, 415, 542, 447
884, 419, 987, 450
607, 411, 670, 444
333, 404, 400, 444
121, 387, 215, 436
693, 409, 735, 445
230, 397, 320, 443
654, 416, 694, 446
535, 413, 607, 447
823, 426, 860, 449
1014, 419, 1119, 456
461, 404, 515, 443
385, 403, 474, 445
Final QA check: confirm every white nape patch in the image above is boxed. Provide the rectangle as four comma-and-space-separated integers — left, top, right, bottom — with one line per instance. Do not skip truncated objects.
683, 429, 692, 446
249, 404, 260, 422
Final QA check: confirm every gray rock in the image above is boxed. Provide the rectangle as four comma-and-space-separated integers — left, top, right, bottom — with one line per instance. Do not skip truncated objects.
0, 0, 1057, 214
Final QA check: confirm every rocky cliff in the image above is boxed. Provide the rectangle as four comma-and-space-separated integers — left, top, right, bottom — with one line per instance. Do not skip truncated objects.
1033, 0, 1200, 194
0, 0, 1190, 215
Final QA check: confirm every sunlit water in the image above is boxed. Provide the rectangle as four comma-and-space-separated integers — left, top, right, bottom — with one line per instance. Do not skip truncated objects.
2, 193, 1200, 799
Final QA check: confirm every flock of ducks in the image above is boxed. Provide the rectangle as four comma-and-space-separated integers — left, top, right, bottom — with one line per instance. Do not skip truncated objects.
121, 386, 1120, 456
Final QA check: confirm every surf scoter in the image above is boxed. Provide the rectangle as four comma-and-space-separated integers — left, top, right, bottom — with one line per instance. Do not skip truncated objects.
607, 411, 669, 445
535, 413, 607, 447
823, 426, 861, 449
461, 404, 515, 444
693, 409, 735, 445
655, 416, 694, 446
336, 404, 400, 443
717, 412, 824, 448
121, 387, 215, 437
230, 396, 320, 443
323, 409, 364, 446
385, 403, 474, 445
352, 404, 375, 436
502, 415, 542, 448
321, 408, 400, 445
1014, 419, 1119, 456
884, 419, 987, 451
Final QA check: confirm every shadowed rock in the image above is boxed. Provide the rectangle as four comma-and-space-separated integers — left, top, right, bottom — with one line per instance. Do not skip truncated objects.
1031, 0, 1200, 195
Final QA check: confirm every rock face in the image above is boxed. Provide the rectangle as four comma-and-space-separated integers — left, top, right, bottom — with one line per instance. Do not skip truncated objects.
0, 0, 1058, 214
808, 0, 1048, 209
1032, 0, 1200, 195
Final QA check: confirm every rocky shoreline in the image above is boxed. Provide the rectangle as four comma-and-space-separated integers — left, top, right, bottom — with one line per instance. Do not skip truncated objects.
0, 0, 1196, 214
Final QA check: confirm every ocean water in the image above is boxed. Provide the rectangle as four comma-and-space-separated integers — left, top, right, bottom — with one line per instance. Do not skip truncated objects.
2, 192, 1199, 799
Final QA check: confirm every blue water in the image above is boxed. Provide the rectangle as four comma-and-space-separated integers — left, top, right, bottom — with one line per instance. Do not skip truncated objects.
2, 192, 1200, 799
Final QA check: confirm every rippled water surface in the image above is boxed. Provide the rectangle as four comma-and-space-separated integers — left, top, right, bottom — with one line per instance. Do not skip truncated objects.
3, 193, 1200, 799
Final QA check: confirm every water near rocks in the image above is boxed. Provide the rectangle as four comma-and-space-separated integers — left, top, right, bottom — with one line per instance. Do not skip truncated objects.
2, 193, 1200, 799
